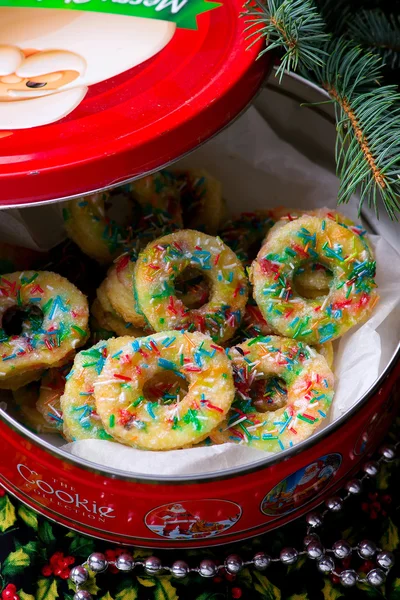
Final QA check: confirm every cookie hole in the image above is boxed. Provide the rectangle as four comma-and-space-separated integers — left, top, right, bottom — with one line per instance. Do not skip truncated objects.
293, 263, 333, 299
143, 371, 189, 405
175, 267, 210, 310
2, 305, 44, 337
249, 376, 287, 413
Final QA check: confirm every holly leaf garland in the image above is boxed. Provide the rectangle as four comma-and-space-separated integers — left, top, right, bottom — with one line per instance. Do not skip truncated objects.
38, 522, 56, 547
0, 494, 16, 533
252, 570, 282, 600
18, 592, 35, 600
321, 578, 343, 600
99, 593, 115, 600
17, 505, 38, 531
380, 517, 400, 552
36, 578, 59, 600
154, 577, 179, 600
67, 534, 96, 558
115, 587, 138, 600
1, 541, 39, 577
137, 576, 156, 587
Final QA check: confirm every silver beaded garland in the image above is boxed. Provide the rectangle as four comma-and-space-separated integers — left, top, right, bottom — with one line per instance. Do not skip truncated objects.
225, 554, 243, 574
358, 540, 377, 559
280, 547, 298, 565
303, 533, 320, 547
317, 555, 335, 574
116, 553, 135, 572
253, 552, 271, 571
73, 591, 92, 600
87, 553, 107, 574
340, 569, 358, 587
332, 540, 352, 559
366, 568, 386, 587
380, 445, 396, 461
199, 559, 218, 578
306, 541, 325, 560
376, 550, 395, 569
345, 479, 362, 495
325, 496, 343, 512
144, 556, 162, 575
70, 566, 89, 586
363, 461, 379, 477
306, 512, 323, 528
171, 560, 189, 579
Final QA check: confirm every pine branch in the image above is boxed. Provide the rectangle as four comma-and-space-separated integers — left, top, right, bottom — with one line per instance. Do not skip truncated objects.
310, 38, 400, 218
243, 0, 329, 81
347, 10, 400, 70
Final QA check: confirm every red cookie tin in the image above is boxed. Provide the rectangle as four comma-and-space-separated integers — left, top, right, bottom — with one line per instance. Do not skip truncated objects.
0, 0, 270, 206
0, 74, 399, 549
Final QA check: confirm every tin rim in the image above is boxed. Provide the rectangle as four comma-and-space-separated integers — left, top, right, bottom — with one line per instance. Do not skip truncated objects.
0, 72, 399, 484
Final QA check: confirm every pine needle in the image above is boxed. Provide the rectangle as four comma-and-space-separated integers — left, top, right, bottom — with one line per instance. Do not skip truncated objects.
243, 0, 329, 81
311, 38, 400, 219
347, 10, 400, 70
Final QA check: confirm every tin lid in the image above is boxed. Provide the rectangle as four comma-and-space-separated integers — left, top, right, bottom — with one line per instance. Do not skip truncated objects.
0, 1, 270, 206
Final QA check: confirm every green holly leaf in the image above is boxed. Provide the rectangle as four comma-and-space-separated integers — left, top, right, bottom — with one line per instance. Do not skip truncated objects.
288, 554, 307, 573
68, 572, 100, 596
377, 463, 390, 490
2, 542, 39, 577
380, 517, 400, 552
321, 578, 343, 600
18, 505, 38, 530
115, 587, 138, 600
389, 578, 400, 600
137, 577, 156, 587
357, 582, 385, 598
68, 535, 96, 558
154, 577, 178, 600
288, 594, 310, 600
99, 594, 115, 600
18, 591, 35, 600
0, 494, 16, 532
38, 522, 56, 546
253, 571, 281, 600
237, 567, 252, 588
36, 578, 59, 600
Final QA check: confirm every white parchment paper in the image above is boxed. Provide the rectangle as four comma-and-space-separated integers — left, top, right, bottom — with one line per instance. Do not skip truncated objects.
3, 106, 400, 475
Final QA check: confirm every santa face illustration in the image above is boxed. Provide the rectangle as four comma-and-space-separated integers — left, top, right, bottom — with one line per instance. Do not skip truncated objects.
0, 7, 176, 129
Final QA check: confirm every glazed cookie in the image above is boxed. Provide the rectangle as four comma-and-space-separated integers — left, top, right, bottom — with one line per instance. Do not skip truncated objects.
251, 216, 378, 344
0, 271, 89, 388
94, 331, 235, 450
211, 336, 334, 452
134, 230, 248, 343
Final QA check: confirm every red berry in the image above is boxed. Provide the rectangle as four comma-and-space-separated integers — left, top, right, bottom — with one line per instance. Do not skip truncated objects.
342, 557, 352, 569
225, 573, 236, 582
359, 560, 375, 574
60, 570, 70, 580
41, 565, 53, 577
368, 492, 378, 502
213, 577, 223, 584
231, 587, 242, 599
54, 567, 63, 577
331, 574, 341, 585
382, 494, 392, 505
65, 556, 75, 566
50, 552, 63, 567
12, 595, 19, 600
370, 510, 378, 520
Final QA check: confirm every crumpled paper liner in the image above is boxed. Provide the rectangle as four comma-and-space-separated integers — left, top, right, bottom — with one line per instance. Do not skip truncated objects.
2, 106, 400, 476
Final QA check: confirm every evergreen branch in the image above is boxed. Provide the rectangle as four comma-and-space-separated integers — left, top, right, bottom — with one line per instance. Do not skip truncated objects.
347, 10, 400, 69
311, 38, 400, 218
243, 0, 329, 81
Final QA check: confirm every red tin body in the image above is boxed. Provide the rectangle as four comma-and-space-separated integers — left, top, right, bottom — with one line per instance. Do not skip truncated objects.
1, 354, 398, 548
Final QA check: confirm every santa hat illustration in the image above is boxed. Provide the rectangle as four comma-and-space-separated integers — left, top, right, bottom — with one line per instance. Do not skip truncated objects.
0, 7, 176, 129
